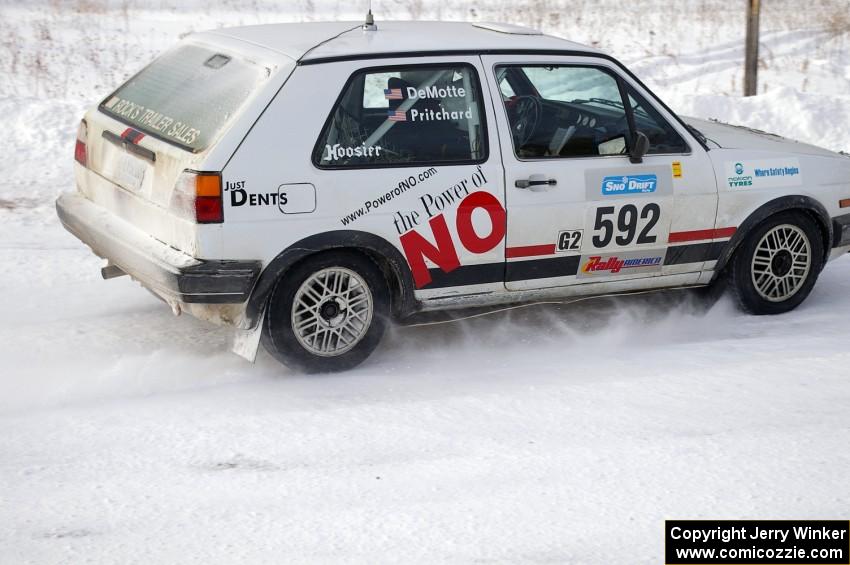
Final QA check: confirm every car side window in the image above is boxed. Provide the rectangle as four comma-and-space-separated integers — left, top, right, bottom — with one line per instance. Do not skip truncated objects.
314, 64, 487, 167
626, 90, 688, 154
496, 65, 631, 159
496, 64, 687, 159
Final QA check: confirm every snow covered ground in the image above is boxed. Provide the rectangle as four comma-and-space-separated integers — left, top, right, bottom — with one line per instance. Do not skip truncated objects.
1, 1, 849, 563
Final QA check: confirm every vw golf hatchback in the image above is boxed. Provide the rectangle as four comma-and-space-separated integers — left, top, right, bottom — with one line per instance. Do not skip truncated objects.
57, 20, 850, 372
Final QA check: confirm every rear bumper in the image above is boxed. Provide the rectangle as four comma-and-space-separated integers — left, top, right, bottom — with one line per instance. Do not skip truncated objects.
56, 192, 260, 304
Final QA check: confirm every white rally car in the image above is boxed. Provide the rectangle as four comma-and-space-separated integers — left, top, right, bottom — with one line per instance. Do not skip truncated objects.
57, 20, 850, 372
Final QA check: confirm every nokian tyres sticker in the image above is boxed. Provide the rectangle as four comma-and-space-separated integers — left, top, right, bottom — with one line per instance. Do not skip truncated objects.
726, 158, 802, 189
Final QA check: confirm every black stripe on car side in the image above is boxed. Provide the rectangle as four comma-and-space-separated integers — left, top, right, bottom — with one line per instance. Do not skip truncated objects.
423, 262, 504, 289
423, 255, 582, 289
421, 242, 727, 289
663, 241, 726, 266
506, 255, 581, 282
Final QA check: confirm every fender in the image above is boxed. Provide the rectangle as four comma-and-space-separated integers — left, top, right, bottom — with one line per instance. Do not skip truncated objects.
711, 195, 833, 281
244, 230, 418, 328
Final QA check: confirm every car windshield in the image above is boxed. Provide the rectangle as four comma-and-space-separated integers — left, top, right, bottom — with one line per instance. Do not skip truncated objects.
100, 43, 271, 152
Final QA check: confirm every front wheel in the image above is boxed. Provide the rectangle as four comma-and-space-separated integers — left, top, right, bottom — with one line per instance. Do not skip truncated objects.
261, 251, 389, 373
729, 211, 824, 315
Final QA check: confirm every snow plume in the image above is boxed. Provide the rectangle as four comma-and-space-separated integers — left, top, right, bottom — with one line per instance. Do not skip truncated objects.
376, 289, 742, 383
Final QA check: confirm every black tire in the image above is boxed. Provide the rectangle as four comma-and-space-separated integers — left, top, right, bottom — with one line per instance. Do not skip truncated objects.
261, 250, 390, 373
729, 211, 824, 315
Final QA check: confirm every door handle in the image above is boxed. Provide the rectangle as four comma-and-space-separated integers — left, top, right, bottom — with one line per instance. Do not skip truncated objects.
515, 177, 557, 189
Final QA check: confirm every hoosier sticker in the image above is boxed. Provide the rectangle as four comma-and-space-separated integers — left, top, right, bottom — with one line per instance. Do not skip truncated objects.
324, 143, 383, 161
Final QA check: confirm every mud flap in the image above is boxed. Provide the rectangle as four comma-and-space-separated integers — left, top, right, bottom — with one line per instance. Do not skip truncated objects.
230, 311, 264, 362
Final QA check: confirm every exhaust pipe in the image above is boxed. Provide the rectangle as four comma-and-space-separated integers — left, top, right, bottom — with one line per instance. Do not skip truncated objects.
101, 263, 127, 280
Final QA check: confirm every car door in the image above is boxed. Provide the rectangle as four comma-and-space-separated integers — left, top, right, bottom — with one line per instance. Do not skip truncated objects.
480, 54, 718, 292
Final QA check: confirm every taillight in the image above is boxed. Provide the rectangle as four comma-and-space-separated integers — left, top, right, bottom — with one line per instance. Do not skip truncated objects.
74, 120, 87, 166
194, 173, 223, 223
170, 170, 223, 224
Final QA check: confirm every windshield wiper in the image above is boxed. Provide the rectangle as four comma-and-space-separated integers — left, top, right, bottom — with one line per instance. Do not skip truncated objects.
685, 123, 709, 146
589, 97, 625, 110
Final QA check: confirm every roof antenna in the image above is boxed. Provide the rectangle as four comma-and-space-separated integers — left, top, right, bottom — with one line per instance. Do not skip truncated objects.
362, 1, 377, 31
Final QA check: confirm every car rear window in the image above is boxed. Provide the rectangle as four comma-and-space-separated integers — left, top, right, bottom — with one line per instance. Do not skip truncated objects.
100, 43, 270, 152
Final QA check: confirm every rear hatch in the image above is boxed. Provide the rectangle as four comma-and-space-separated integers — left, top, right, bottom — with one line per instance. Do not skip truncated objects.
79, 40, 277, 256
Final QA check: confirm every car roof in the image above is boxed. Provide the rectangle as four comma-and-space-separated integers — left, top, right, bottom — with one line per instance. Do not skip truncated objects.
205, 21, 600, 63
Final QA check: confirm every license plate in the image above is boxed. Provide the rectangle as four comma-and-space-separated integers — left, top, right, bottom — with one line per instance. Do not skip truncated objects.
115, 152, 147, 192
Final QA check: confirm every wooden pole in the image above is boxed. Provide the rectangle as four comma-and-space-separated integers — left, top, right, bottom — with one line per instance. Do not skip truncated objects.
744, 0, 761, 96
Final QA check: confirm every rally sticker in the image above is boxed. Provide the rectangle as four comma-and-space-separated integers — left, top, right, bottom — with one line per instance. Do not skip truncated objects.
577, 250, 664, 278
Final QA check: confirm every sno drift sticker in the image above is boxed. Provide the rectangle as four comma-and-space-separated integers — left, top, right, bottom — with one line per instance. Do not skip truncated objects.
726, 159, 802, 189
601, 174, 658, 195
585, 166, 671, 201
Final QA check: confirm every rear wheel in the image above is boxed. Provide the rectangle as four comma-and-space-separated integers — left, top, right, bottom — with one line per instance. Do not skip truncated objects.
261, 251, 389, 373
729, 211, 824, 315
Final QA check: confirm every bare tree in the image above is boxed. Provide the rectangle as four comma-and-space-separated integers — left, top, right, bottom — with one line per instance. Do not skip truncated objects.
744, 0, 760, 96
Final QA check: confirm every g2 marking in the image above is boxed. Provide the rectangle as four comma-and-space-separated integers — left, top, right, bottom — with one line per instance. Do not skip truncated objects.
556, 229, 583, 252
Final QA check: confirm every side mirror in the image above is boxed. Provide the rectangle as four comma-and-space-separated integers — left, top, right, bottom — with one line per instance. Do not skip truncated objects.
629, 131, 650, 164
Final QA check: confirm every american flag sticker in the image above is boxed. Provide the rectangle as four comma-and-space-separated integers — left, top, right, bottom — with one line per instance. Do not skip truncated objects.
384, 88, 403, 100
387, 109, 406, 122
